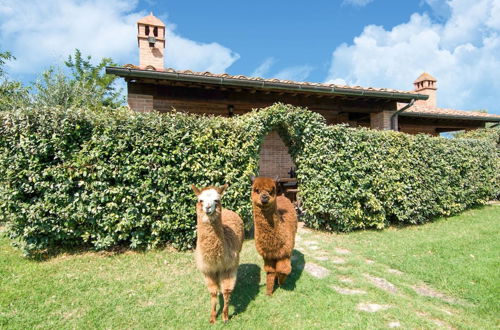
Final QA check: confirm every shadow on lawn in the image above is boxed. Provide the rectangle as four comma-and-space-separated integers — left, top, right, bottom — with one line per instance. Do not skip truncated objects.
280, 249, 305, 292
26, 244, 148, 262
230, 263, 261, 317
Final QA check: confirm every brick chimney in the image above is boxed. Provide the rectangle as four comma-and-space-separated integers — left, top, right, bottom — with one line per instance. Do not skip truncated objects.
137, 13, 165, 70
414, 72, 437, 108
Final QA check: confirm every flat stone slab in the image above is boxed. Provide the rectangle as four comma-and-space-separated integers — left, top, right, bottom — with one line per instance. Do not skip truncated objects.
314, 256, 329, 261
416, 311, 454, 329
338, 276, 354, 284
335, 247, 350, 255
304, 262, 330, 279
331, 257, 346, 264
387, 268, 403, 275
357, 303, 391, 312
365, 259, 375, 264
412, 284, 456, 304
364, 274, 398, 293
331, 286, 366, 295
438, 308, 454, 316
388, 321, 401, 328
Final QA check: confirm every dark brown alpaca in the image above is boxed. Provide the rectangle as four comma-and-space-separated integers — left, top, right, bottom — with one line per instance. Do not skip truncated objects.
192, 184, 244, 324
251, 176, 298, 295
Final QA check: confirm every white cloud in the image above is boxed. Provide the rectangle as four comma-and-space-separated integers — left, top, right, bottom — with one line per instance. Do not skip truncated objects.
0, 0, 238, 76
326, 0, 500, 114
250, 57, 312, 81
275, 65, 313, 82
165, 26, 239, 73
423, 0, 451, 19
251, 57, 275, 77
342, 0, 374, 7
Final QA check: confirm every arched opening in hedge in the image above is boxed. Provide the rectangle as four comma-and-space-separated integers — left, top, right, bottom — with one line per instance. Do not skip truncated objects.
258, 130, 295, 178
247, 104, 325, 204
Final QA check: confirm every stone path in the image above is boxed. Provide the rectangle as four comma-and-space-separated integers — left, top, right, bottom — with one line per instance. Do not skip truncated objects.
364, 274, 398, 294
388, 321, 401, 328
412, 284, 457, 304
357, 303, 391, 312
387, 268, 403, 275
331, 257, 346, 264
417, 311, 455, 329
335, 247, 350, 255
294, 222, 464, 327
331, 286, 366, 295
338, 276, 354, 284
304, 262, 330, 279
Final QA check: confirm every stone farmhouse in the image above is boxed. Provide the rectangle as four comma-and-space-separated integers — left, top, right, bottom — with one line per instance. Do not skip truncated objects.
107, 14, 500, 179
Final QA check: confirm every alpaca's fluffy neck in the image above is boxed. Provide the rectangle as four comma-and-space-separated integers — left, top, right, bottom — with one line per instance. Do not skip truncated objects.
196, 209, 225, 252
254, 204, 279, 227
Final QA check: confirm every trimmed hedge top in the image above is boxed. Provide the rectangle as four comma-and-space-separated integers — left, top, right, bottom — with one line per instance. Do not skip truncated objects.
1, 104, 498, 255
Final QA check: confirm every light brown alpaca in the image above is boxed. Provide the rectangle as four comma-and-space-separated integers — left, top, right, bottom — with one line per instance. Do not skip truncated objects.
251, 176, 298, 295
192, 184, 244, 324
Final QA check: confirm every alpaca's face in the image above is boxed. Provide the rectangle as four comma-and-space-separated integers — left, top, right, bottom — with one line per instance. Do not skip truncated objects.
191, 184, 228, 223
251, 177, 277, 208
197, 189, 221, 218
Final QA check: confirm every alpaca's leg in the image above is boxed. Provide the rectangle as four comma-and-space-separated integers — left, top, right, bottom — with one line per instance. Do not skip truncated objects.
220, 270, 237, 323
263, 258, 277, 295
205, 274, 219, 324
276, 257, 292, 286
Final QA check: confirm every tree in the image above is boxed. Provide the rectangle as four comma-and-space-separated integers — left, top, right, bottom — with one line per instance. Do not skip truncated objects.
0, 51, 13, 77
64, 49, 124, 108
31, 49, 124, 109
0, 51, 30, 111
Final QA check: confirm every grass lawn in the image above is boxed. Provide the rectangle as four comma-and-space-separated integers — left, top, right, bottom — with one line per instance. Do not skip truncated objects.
0, 205, 498, 329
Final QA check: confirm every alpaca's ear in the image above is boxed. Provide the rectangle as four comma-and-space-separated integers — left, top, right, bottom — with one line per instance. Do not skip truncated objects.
191, 185, 201, 196
217, 184, 228, 195
249, 174, 255, 183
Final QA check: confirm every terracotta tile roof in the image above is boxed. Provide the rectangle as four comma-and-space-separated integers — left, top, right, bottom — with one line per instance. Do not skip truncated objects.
119, 64, 421, 97
401, 104, 500, 121
414, 72, 437, 83
137, 13, 165, 27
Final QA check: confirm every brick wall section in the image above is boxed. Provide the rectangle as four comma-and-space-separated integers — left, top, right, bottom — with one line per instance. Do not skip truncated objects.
128, 94, 154, 113
128, 83, 155, 112
370, 111, 395, 130
259, 131, 295, 178
399, 124, 438, 136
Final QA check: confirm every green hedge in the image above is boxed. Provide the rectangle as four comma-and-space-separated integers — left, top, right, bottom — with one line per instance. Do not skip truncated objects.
455, 126, 500, 145
1, 104, 498, 255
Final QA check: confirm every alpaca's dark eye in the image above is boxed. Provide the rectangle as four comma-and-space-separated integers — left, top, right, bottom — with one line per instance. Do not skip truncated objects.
200, 200, 204, 203
254, 189, 260, 193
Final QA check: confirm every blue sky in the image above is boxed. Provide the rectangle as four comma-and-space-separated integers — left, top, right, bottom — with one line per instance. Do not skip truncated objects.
1, 0, 499, 114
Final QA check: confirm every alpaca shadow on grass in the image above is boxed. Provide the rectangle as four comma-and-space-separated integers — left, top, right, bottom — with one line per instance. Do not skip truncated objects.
220, 263, 260, 318
280, 249, 305, 292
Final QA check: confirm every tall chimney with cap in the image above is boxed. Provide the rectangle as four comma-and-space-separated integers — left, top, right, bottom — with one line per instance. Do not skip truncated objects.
414, 72, 437, 108
137, 13, 165, 70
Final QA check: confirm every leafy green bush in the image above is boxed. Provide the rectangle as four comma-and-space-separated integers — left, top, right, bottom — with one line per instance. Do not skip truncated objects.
1, 104, 498, 255
454, 126, 500, 146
